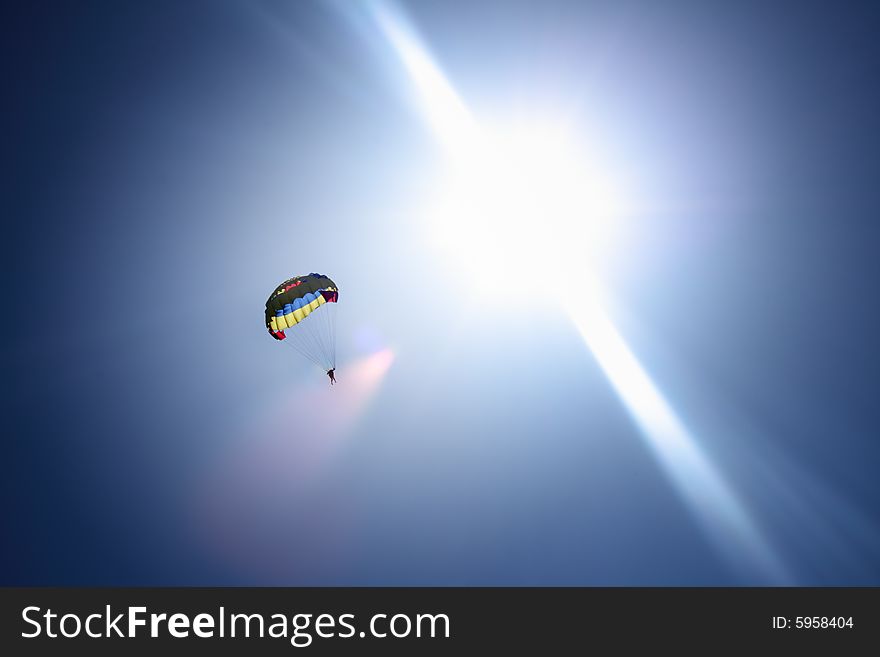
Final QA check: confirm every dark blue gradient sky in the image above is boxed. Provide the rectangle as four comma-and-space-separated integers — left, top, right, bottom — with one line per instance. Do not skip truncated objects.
4, 0, 880, 585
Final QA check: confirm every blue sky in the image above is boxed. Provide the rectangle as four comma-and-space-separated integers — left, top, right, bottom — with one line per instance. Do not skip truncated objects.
4, 0, 880, 585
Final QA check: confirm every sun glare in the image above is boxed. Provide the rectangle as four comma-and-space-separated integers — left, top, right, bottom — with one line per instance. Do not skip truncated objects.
426, 119, 624, 297
370, 0, 788, 582
373, 4, 623, 298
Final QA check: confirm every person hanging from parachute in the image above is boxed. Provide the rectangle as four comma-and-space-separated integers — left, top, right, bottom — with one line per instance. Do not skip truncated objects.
264, 273, 339, 384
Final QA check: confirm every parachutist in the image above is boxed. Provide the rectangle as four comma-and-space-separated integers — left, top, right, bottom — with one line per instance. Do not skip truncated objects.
264, 273, 339, 380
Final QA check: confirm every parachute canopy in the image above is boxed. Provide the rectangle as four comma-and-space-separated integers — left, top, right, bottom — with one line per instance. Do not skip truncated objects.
265, 273, 339, 371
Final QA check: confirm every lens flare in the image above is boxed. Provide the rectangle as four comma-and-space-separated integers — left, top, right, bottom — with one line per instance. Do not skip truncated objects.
371, 1, 788, 582
189, 348, 395, 581
564, 289, 789, 581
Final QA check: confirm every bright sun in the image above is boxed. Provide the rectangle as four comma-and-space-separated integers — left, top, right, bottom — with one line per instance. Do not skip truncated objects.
372, 0, 788, 581
425, 117, 624, 298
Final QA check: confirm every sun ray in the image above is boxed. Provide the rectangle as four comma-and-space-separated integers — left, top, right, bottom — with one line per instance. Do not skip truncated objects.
369, 1, 788, 582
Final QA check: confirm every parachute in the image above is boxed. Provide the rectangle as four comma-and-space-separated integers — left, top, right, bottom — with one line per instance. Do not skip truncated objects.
265, 273, 339, 371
